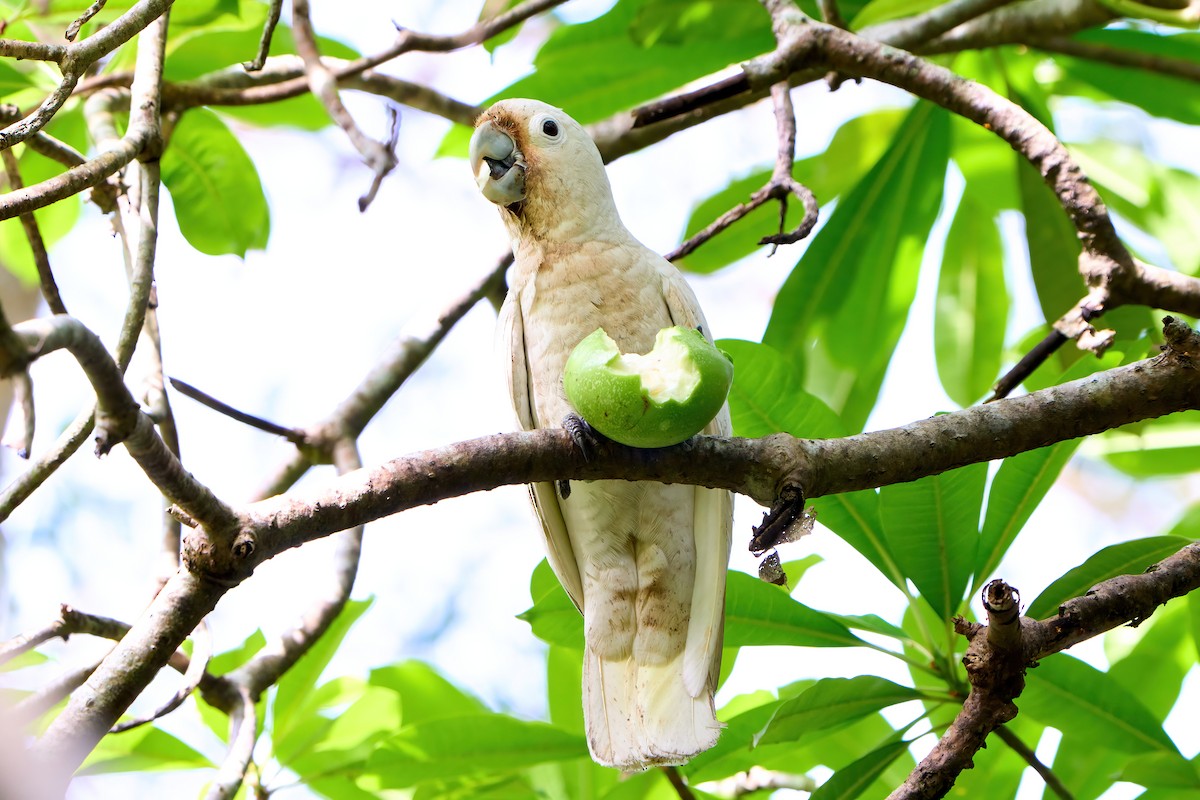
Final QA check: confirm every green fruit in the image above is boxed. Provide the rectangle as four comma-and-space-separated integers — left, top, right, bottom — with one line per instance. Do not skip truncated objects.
563, 326, 734, 448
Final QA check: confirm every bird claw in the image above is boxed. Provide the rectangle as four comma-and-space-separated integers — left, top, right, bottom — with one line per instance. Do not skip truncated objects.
563, 413, 601, 462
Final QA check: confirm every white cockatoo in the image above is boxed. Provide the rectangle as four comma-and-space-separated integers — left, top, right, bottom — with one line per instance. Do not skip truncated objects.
469, 99, 734, 771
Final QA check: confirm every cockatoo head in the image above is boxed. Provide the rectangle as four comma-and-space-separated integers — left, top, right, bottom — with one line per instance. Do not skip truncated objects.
469, 99, 622, 242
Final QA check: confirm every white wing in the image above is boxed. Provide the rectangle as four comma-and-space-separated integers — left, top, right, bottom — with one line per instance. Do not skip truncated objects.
660, 263, 734, 696
497, 287, 585, 612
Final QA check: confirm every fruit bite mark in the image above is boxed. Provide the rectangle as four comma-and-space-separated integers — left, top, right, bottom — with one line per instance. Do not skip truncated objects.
609, 332, 702, 404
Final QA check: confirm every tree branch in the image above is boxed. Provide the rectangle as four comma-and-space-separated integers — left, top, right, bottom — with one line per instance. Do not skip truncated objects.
25, 319, 1200, 780
890, 536, 1200, 798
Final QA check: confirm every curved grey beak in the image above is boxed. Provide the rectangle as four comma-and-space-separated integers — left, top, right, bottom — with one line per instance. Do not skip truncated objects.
469, 121, 526, 206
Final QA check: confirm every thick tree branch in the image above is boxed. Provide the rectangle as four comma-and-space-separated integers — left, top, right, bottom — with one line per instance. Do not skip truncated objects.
26, 320, 1200, 779
231, 319, 1200, 567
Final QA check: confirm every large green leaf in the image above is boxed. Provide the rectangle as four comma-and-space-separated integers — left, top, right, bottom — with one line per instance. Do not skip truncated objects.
78, 725, 213, 775
488, 0, 772, 126
1021, 653, 1179, 755
163, 0, 361, 131
1073, 140, 1200, 275
973, 440, 1079, 593
718, 338, 845, 439
677, 108, 907, 274
763, 101, 950, 432
1120, 752, 1200, 790
546, 644, 584, 737
367, 715, 586, 787
272, 598, 372, 753
1053, 31, 1200, 126
161, 107, 271, 257
1026, 536, 1194, 620
1088, 410, 1200, 478
757, 676, 920, 746
1106, 600, 1192, 720
369, 660, 489, 725
723, 570, 862, 648
810, 739, 911, 800
518, 558, 583, 649
0, 106, 86, 285
934, 187, 1008, 407
1006, 77, 1085, 329
881, 462, 986, 620
286, 685, 403, 779
812, 489, 905, 590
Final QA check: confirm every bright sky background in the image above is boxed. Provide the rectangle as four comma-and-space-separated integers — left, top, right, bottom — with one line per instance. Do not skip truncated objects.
1, 2, 1198, 798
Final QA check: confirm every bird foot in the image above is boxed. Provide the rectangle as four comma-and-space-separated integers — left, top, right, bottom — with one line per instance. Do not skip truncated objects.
562, 413, 602, 462
558, 413, 604, 501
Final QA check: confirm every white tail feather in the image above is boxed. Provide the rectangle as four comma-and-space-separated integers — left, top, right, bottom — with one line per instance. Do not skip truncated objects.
584, 649, 722, 771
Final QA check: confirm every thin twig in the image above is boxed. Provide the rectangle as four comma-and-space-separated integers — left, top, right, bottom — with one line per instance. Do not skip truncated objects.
169, 377, 307, 444
110, 620, 211, 733
242, 0, 282, 71
663, 766, 697, 800
666, 84, 816, 261
0, 148, 66, 314
65, 0, 109, 41
993, 726, 1075, 800
988, 329, 1068, 401
205, 686, 258, 800
292, 0, 396, 210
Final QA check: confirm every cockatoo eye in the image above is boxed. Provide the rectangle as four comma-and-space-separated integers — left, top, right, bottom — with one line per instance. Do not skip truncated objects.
532, 114, 563, 142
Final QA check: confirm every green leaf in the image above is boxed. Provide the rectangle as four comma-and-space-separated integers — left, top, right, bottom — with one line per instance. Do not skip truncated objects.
272, 598, 372, 750
823, 612, 909, 641
367, 715, 587, 788
1054, 31, 1200, 126
161, 107, 271, 257
677, 108, 906, 274
1007, 78, 1085, 329
286, 685, 403, 778
517, 559, 583, 649
546, 644, 584, 736
718, 339, 845, 439
850, 0, 942, 28
78, 725, 213, 775
370, 660, 489, 727
881, 462, 987, 619
1072, 140, 1200, 275
935, 187, 1008, 407
810, 739, 910, 800
723, 570, 862, 649
208, 628, 267, 676
0, 649, 48, 671
1106, 600, 1192, 719
812, 489, 906, 590
1119, 752, 1200, 789
757, 676, 920, 746
763, 101, 950, 432
0, 107, 86, 284
162, 1, 360, 131
1026, 536, 1194, 620
974, 440, 1079, 593
1088, 410, 1200, 477
1021, 653, 1179, 755
0, 60, 34, 99
487, 0, 772, 126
